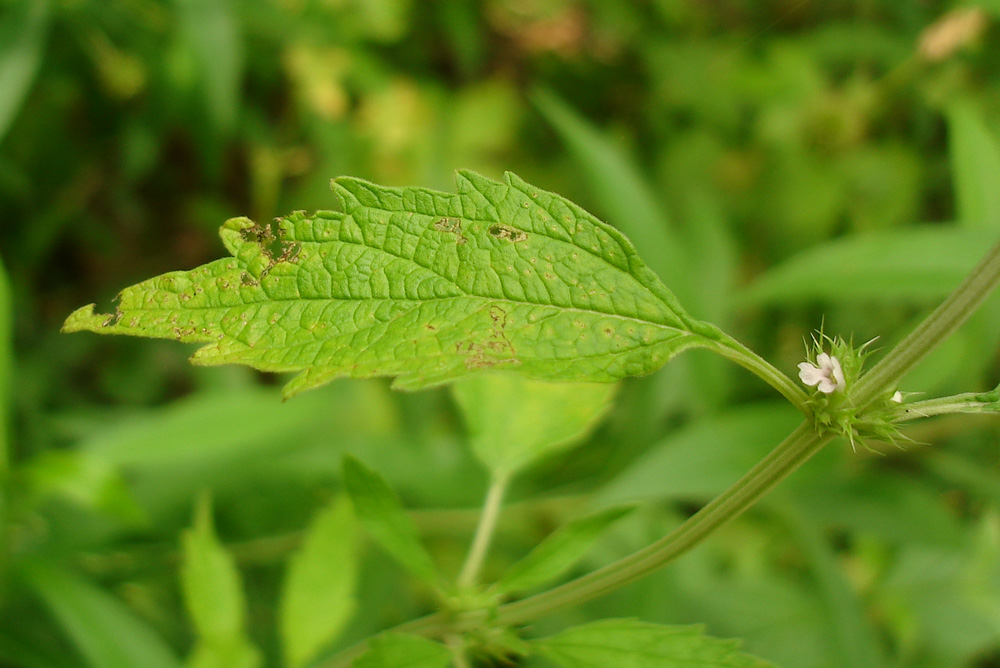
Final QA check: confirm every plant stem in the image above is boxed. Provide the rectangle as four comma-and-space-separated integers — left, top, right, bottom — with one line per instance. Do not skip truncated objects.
714, 336, 811, 414
319, 236, 1000, 668
494, 421, 828, 625
852, 238, 1000, 408
457, 472, 509, 590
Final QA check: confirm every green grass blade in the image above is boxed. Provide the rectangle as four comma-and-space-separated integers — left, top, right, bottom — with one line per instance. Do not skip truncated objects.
21, 563, 181, 668
947, 100, 1000, 229
342, 455, 440, 588
0, 0, 49, 143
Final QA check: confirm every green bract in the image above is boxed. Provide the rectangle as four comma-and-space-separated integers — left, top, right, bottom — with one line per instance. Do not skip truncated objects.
63, 171, 718, 397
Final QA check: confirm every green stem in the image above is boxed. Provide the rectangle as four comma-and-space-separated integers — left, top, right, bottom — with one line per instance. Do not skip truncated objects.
852, 238, 1000, 408
714, 336, 811, 414
895, 392, 1000, 420
495, 422, 827, 625
457, 472, 509, 590
320, 237, 1000, 668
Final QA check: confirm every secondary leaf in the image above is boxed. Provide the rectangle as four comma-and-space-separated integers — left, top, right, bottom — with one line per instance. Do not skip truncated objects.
947, 100, 1000, 229
495, 504, 636, 595
342, 455, 440, 587
280, 497, 359, 668
181, 497, 262, 668
62, 171, 717, 397
21, 562, 180, 668
742, 227, 996, 305
353, 633, 452, 668
533, 619, 774, 668
451, 372, 616, 476
0, 0, 50, 144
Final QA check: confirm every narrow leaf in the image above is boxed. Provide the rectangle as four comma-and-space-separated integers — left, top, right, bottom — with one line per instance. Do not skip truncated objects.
742, 227, 996, 305
947, 100, 1000, 229
62, 171, 716, 397
533, 619, 774, 668
180, 497, 261, 668
342, 455, 440, 587
353, 633, 452, 668
496, 505, 635, 595
0, 0, 50, 143
280, 497, 359, 668
21, 562, 180, 668
451, 372, 616, 476
175, 0, 242, 133
0, 254, 10, 472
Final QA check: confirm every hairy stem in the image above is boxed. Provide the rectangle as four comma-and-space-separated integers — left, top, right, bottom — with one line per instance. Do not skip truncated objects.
852, 238, 1000, 407
320, 236, 1000, 668
713, 336, 810, 414
457, 472, 509, 590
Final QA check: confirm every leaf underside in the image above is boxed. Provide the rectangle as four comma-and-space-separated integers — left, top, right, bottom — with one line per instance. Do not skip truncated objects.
64, 171, 713, 397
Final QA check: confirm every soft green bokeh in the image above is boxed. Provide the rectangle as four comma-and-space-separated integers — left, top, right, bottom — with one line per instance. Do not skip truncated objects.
3, 2, 1000, 667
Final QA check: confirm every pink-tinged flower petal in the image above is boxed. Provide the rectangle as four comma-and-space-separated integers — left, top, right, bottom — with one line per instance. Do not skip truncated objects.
798, 353, 845, 393
798, 362, 824, 386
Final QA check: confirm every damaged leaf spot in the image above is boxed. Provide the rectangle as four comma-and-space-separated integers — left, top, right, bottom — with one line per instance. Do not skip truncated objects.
61, 170, 712, 398
433, 217, 468, 244
488, 224, 527, 243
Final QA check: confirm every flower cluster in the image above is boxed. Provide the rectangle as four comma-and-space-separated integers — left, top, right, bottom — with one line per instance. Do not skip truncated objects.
798, 333, 907, 450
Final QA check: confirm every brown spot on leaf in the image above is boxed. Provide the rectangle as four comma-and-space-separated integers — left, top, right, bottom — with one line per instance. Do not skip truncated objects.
433, 217, 468, 245
488, 224, 527, 243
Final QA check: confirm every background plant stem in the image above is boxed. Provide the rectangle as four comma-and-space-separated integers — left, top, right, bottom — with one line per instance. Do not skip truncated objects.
457, 472, 509, 590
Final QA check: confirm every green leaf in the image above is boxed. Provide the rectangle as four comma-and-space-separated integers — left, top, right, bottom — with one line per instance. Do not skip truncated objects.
532, 619, 774, 668
21, 562, 181, 668
280, 497, 359, 668
742, 227, 997, 305
947, 100, 1000, 229
342, 455, 440, 587
0, 0, 50, 143
451, 372, 616, 476
531, 88, 685, 292
495, 505, 636, 595
353, 633, 452, 668
180, 497, 262, 668
0, 253, 10, 471
62, 171, 716, 398
175, 0, 242, 134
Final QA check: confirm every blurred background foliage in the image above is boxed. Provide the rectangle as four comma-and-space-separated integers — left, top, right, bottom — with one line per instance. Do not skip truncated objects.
2, 0, 1000, 666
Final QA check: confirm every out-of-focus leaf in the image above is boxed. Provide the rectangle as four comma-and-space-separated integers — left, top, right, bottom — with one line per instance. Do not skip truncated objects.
778, 506, 883, 668
342, 455, 440, 587
24, 450, 145, 524
0, 254, 9, 471
353, 633, 452, 668
451, 372, 616, 477
174, 0, 242, 133
0, 0, 49, 143
495, 505, 635, 595
947, 101, 1000, 230
742, 227, 996, 305
879, 514, 1000, 665
78, 385, 366, 469
532, 619, 774, 667
21, 563, 180, 668
594, 402, 801, 506
280, 498, 359, 668
181, 497, 262, 668
531, 88, 685, 293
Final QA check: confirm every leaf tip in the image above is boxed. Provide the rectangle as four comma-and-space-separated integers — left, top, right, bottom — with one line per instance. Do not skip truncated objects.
61, 303, 114, 333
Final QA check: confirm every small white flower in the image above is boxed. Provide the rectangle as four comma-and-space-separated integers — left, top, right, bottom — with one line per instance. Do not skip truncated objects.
798, 353, 845, 394
891, 391, 903, 403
